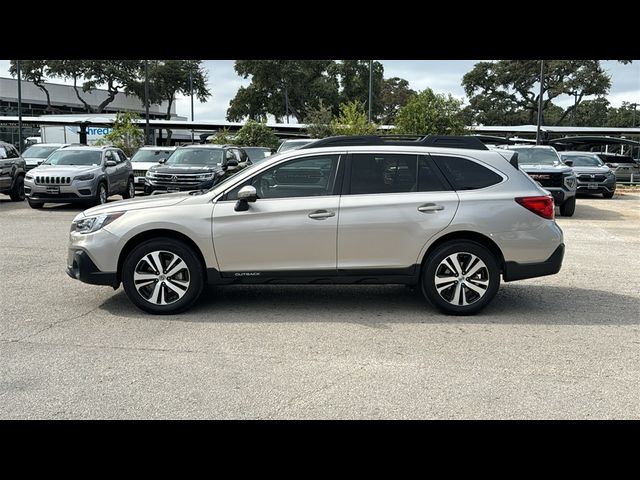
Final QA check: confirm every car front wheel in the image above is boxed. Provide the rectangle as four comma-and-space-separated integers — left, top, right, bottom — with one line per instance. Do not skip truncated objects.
123, 177, 135, 199
9, 175, 25, 201
559, 196, 576, 216
421, 240, 500, 316
122, 238, 204, 314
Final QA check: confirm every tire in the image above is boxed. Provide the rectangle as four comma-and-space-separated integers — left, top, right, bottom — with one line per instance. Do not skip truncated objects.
94, 182, 108, 206
27, 198, 44, 209
603, 191, 615, 199
122, 238, 204, 315
9, 175, 25, 201
421, 240, 500, 316
122, 177, 135, 199
559, 196, 576, 217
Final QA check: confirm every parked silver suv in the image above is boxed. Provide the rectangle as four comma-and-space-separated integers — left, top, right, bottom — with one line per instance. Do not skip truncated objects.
66, 135, 565, 316
25, 145, 134, 208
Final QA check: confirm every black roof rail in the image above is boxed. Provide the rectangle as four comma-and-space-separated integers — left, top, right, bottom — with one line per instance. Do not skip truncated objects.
299, 135, 488, 151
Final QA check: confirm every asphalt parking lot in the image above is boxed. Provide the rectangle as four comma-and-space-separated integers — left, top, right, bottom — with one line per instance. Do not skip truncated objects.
1, 191, 639, 419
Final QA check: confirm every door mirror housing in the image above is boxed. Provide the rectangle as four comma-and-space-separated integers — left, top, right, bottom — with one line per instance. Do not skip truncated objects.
105, 160, 117, 167
224, 159, 239, 171
158, 158, 167, 164
563, 159, 574, 167
234, 185, 257, 211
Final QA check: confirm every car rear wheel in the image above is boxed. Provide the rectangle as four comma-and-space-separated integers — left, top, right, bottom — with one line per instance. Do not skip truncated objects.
122, 177, 135, 199
9, 175, 25, 201
122, 238, 204, 314
421, 240, 500, 316
559, 196, 576, 216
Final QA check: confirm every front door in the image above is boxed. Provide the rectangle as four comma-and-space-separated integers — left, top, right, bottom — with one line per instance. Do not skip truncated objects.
337, 153, 459, 271
212, 153, 342, 273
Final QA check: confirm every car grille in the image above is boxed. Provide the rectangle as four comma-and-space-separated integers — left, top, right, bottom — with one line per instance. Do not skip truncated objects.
149, 173, 203, 187
527, 172, 563, 188
578, 174, 606, 182
133, 170, 147, 177
35, 175, 72, 185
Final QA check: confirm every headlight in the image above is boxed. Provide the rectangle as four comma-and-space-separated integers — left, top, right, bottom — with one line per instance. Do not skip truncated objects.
71, 212, 125, 234
195, 173, 215, 181
75, 173, 95, 181
25, 175, 33, 180
563, 174, 577, 189
146, 171, 157, 178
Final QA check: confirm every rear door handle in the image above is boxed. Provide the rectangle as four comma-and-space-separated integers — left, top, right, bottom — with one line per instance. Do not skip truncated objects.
418, 203, 444, 213
308, 210, 336, 220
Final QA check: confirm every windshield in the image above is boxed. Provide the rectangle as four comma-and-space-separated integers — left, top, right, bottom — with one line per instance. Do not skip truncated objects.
244, 148, 271, 162
562, 154, 603, 167
278, 140, 313, 152
22, 145, 61, 159
511, 147, 560, 165
44, 150, 102, 166
131, 149, 173, 163
166, 148, 224, 166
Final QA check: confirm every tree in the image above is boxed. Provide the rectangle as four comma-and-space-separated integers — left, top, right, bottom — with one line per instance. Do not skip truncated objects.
48, 60, 94, 112
129, 60, 210, 145
571, 97, 611, 126
378, 77, 416, 124
462, 60, 612, 125
608, 101, 639, 127
394, 88, 465, 135
96, 112, 144, 157
227, 60, 339, 122
233, 120, 279, 149
304, 100, 334, 138
334, 60, 384, 119
208, 128, 235, 144
330, 101, 377, 136
9, 60, 59, 112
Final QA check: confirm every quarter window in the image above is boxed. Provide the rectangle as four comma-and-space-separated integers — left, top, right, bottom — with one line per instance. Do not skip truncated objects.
432, 155, 503, 190
227, 154, 340, 200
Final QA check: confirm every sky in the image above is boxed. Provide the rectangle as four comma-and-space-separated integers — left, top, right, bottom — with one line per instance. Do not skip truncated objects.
1, 60, 638, 122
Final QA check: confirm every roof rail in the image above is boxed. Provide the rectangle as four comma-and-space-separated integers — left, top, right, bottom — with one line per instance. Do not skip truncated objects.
299, 135, 488, 151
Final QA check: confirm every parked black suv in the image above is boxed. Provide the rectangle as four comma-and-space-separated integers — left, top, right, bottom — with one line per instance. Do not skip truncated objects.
0, 141, 26, 201
144, 144, 251, 194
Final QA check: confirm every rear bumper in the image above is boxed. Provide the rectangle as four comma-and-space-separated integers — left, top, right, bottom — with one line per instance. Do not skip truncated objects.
66, 249, 119, 288
503, 244, 565, 282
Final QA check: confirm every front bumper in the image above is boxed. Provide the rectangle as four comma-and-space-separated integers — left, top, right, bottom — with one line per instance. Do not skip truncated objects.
66, 248, 119, 288
144, 178, 215, 194
25, 178, 97, 202
503, 244, 565, 282
576, 177, 616, 193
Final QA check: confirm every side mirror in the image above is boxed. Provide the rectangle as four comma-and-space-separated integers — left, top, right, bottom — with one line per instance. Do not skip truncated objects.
158, 158, 167, 164
563, 159, 573, 167
105, 160, 117, 167
234, 185, 257, 212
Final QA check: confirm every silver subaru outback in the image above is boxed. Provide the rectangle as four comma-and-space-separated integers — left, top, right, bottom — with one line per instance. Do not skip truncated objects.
66, 135, 564, 316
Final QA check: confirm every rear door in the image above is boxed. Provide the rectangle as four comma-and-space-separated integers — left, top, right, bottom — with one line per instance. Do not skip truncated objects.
337, 152, 459, 271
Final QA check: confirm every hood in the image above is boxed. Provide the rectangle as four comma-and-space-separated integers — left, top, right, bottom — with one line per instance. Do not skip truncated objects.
150, 164, 223, 175
520, 163, 572, 173
572, 166, 611, 174
82, 191, 190, 217
30, 164, 99, 176
24, 156, 47, 165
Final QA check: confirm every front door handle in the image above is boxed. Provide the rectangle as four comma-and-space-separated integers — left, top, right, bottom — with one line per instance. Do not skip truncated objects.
418, 203, 444, 213
308, 210, 335, 220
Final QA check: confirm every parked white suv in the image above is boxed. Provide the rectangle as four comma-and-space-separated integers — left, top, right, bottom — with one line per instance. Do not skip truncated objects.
66, 135, 565, 316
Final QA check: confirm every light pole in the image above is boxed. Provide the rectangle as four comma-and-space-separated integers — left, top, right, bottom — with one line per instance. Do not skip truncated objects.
189, 64, 195, 143
368, 60, 373, 124
144, 60, 150, 145
536, 60, 545, 145
16, 60, 23, 153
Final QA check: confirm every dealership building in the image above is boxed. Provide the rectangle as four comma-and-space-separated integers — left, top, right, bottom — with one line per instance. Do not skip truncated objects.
0, 77, 180, 145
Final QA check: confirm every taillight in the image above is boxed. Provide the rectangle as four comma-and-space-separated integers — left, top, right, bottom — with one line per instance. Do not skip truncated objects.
515, 195, 555, 220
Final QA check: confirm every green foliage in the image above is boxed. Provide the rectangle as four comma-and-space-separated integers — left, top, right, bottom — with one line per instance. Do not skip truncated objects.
304, 100, 334, 138
330, 101, 377, 136
234, 120, 279, 149
227, 61, 339, 122
98, 112, 144, 157
378, 77, 416, 124
608, 101, 639, 127
462, 60, 613, 126
10, 60, 58, 111
394, 88, 465, 135
209, 128, 235, 145
334, 60, 384, 119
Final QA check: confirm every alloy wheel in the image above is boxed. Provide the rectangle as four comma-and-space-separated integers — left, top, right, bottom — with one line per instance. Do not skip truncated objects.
434, 252, 489, 306
133, 250, 191, 305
